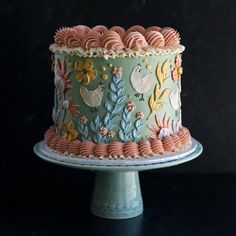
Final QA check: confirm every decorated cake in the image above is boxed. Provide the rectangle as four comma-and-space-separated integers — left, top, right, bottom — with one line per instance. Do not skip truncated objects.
44, 24, 192, 159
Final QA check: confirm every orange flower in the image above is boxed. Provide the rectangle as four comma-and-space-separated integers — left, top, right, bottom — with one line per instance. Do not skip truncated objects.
57, 59, 73, 89
62, 99, 79, 116
172, 55, 183, 81
147, 113, 171, 140
68, 100, 79, 116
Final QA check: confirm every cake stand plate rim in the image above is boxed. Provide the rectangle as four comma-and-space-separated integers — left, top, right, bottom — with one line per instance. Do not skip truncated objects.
33, 138, 202, 171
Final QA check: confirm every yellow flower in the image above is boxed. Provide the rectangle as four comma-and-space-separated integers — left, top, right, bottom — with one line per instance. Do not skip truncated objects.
62, 121, 79, 141
74, 59, 97, 85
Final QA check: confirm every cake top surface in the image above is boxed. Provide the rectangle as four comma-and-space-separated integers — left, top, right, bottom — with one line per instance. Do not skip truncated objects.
50, 24, 185, 58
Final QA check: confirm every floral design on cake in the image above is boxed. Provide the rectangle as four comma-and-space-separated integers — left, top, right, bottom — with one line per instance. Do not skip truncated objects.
130, 64, 154, 101
45, 24, 193, 159
147, 113, 171, 140
90, 115, 118, 143
147, 60, 171, 120
118, 102, 145, 143
172, 55, 183, 81
61, 121, 79, 141
52, 58, 79, 133
77, 116, 91, 142
104, 67, 126, 114
63, 99, 79, 117
73, 59, 97, 85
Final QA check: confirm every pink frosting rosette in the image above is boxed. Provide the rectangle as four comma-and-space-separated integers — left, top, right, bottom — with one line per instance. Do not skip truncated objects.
80, 141, 95, 156
124, 31, 148, 49
139, 141, 152, 157
127, 25, 145, 34
145, 26, 161, 32
150, 139, 164, 154
108, 142, 124, 157
56, 138, 70, 153
94, 143, 108, 157
92, 25, 108, 35
161, 27, 180, 46
54, 27, 72, 46
68, 140, 81, 156
64, 28, 83, 48
44, 127, 57, 146
101, 30, 125, 50
162, 136, 176, 152
48, 136, 60, 150
171, 134, 182, 148
82, 31, 101, 49
73, 25, 91, 35
110, 26, 126, 38
123, 142, 139, 157
145, 30, 165, 48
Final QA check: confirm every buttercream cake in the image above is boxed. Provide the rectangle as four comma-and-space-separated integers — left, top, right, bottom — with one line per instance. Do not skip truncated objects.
44, 24, 192, 159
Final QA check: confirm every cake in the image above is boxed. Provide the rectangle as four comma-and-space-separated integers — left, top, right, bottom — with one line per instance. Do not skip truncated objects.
44, 24, 192, 159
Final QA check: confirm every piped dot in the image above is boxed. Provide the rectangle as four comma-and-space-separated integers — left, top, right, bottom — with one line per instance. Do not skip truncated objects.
146, 64, 151, 70
101, 66, 106, 72
102, 74, 108, 80
142, 58, 148, 64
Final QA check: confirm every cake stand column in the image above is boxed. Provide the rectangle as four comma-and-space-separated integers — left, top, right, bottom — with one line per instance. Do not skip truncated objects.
91, 171, 143, 219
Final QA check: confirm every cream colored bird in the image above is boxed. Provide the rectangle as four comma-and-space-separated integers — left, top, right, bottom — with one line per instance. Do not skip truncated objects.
130, 64, 154, 101
80, 83, 105, 112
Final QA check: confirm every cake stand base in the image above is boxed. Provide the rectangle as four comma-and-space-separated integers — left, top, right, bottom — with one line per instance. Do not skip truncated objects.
91, 171, 143, 219
33, 138, 202, 219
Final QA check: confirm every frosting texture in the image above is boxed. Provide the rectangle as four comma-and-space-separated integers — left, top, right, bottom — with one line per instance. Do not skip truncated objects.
53, 24, 182, 51
101, 30, 125, 50
110, 26, 126, 38
161, 27, 181, 46
82, 31, 101, 49
45, 126, 191, 159
145, 31, 165, 48
124, 32, 148, 49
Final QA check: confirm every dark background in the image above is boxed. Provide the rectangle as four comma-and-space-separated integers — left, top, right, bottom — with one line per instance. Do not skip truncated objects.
2, 0, 236, 235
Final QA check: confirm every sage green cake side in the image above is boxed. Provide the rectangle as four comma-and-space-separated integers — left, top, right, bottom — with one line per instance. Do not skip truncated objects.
51, 49, 183, 144
44, 24, 192, 158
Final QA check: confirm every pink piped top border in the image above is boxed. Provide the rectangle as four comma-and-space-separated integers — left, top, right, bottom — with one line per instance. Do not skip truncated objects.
44, 126, 191, 159
54, 25, 181, 50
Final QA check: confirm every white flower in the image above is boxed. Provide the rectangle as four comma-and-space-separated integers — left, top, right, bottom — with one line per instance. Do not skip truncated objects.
136, 112, 145, 119
80, 115, 88, 124
127, 102, 136, 111
100, 127, 108, 136
108, 130, 116, 138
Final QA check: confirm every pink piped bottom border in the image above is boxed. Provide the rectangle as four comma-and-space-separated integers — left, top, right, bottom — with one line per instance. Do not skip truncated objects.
44, 126, 192, 159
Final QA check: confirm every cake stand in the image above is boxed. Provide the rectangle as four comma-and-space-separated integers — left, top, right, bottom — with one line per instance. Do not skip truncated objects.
33, 138, 202, 219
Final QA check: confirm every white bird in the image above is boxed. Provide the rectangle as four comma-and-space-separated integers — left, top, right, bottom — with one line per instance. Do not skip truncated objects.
80, 83, 105, 112
130, 64, 154, 101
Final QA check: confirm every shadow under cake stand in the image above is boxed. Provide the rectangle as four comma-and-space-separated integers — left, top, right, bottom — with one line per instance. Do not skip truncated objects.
34, 138, 202, 219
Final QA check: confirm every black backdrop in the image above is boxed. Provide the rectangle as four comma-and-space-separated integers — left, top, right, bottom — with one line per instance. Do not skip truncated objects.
2, 0, 236, 235
5, 0, 234, 173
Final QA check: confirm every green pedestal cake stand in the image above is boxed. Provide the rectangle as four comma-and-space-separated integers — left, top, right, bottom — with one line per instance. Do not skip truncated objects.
33, 138, 202, 219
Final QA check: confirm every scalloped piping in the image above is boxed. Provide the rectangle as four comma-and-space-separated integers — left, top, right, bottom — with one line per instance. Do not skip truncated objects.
44, 126, 192, 159
49, 44, 185, 59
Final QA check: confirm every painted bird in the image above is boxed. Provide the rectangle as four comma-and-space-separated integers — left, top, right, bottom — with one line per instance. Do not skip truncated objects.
130, 64, 154, 101
80, 83, 105, 112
